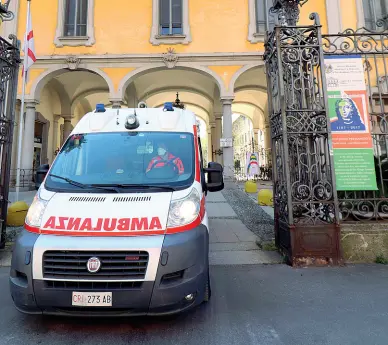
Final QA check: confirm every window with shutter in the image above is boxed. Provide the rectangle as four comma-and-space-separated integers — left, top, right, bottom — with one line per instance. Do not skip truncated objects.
54, 0, 95, 47
363, 0, 388, 30
248, 0, 274, 43
151, 0, 191, 45
160, 0, 183, 35
64, 0, 88, 37
255, 0, 274, 34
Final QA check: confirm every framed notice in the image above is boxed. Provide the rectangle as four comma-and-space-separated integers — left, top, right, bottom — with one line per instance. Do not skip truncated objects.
325, 55, 377, 191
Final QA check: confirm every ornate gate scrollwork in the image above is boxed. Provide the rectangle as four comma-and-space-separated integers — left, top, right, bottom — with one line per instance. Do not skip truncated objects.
264, 3, 341, 266
322, 18, 388, 222
0, 34, 21, 248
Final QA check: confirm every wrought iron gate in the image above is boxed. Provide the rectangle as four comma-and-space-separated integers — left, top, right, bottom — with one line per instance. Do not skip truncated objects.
0, 35, 21, 248
264, 8, 342, 265
322, 20, 388, 222
265, 0, 388, 265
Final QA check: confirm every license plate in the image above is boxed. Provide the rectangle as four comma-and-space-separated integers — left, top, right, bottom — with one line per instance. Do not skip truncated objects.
72, 292, 112, 307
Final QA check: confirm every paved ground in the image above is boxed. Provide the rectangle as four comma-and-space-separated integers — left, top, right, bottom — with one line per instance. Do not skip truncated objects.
1, 264, 388, 345
8, 191, 35, 206
206, 190, 279, 265
236, 180, 274, 219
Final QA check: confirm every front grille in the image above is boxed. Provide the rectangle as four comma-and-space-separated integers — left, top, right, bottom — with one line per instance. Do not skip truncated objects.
43, 251, 149, 280
44, 280, 143, 290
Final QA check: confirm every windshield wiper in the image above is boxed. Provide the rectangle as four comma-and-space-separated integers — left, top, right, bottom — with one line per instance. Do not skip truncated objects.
49, 174, 120, 193
92, 183, 176, 192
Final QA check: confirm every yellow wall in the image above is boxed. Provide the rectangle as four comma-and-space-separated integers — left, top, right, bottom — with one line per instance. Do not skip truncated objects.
299, 0, 328, 33
340, 0, 358, 30
17, 0, 331, 56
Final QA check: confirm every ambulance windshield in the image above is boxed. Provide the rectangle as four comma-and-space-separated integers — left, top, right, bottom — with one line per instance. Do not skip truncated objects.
45, 132, 196, 192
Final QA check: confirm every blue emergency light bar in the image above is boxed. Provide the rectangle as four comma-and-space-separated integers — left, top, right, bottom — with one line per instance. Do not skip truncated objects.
163, 102, 174, 111
95, 103, 106, 112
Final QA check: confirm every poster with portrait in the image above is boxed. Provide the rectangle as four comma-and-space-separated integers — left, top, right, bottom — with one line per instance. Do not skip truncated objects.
325, 55, 377, 191
246, 152, 259, 177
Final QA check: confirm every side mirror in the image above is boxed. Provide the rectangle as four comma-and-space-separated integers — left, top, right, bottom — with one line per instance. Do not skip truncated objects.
204, 162, 224, 192
35, 164, 49, 190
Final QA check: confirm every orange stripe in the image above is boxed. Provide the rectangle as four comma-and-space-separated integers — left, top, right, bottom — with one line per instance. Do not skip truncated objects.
193, 125, 200, 182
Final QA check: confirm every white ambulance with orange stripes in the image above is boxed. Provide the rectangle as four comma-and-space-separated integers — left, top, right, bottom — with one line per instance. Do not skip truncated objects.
10, 102, 224, 316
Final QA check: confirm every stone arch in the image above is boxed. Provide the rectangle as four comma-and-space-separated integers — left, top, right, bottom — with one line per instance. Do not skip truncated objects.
117, 64, 226, 100
233, 101, 265, 115
154, 101, 210, 121
138, 86, 213, 103
29, 66, 115, 101
71, 88, 109, 113
47, 79, 72, 115
228, 63, 265, 93
234, 85, 268, 93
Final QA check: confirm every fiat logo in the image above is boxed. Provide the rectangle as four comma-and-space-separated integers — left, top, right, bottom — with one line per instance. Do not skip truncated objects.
87, 257, 101, 273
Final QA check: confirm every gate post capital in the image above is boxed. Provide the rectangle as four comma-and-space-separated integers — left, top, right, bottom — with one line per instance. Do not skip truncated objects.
25, 99, 39, 108
220, 97, 234, 106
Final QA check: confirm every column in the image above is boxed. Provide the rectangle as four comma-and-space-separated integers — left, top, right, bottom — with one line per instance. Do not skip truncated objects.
110, 99, 124, 109
253, 128, 260, 152
52, 115, 61, 156
221, 98, 234, 179
21, 101, 37, 182
62, 115, 74, 143
264, 119, 271, 166
11, 101, 21, 172
214, 113, 223, 164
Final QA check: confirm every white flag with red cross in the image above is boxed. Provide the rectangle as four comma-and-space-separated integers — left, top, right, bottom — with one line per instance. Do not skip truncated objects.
21, 6, 36, 84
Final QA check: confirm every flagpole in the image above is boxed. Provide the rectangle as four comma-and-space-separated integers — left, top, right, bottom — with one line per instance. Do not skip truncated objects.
15, 0, 31, 201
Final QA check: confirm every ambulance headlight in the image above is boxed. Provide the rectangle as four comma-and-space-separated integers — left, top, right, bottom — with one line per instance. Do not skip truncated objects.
25, 191, 48, 229
167, 188, 201, 228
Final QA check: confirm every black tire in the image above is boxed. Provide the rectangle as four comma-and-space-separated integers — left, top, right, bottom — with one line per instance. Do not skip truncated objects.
203, 272, 211, 302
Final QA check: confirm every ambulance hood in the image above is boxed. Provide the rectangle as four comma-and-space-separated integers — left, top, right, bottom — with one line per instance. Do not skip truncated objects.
39, 191, 172, 236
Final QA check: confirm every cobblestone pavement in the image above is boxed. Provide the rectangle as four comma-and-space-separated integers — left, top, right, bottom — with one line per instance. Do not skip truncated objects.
221, 182, 275, 244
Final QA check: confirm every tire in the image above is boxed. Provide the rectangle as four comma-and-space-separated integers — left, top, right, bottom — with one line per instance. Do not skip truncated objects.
203, 272, 211, 302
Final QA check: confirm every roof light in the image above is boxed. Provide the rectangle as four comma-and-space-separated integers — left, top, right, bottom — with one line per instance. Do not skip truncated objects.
95, 103, 106, 113
125, 113, 139, 130
127, 114, 136, 125
163, 102, 174, 112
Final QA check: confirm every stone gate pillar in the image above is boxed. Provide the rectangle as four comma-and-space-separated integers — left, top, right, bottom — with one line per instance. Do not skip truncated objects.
221, 98, 234, 178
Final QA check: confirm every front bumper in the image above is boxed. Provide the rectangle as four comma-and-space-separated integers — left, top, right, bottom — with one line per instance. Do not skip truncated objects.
10, 225, 209, 317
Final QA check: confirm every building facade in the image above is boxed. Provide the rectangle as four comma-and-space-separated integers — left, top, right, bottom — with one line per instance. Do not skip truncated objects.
0, 0, 383, 189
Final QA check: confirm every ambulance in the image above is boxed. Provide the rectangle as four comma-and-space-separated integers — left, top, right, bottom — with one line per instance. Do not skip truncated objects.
10, 102, 224, 316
